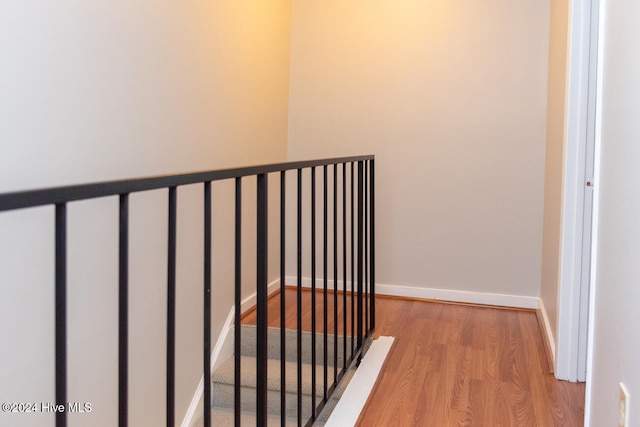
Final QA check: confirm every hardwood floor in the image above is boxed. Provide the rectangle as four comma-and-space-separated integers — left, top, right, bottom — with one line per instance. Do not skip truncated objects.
242, 286, 359, 335
358, 296, 585, 427
243, 289, 585, 426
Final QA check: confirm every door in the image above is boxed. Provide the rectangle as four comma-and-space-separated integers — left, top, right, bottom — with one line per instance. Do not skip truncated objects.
557, 0, 599, 383
576, 0, 600, 382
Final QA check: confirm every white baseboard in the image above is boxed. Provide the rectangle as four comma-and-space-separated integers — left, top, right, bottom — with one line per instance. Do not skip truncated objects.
181, 278, 280, 427
241, 278, 281, 313
537, 297, 557, 372
284, 276, 347, 291
376, 283, 540, 309
285, 276, 539, 310
181, 307, 234, 427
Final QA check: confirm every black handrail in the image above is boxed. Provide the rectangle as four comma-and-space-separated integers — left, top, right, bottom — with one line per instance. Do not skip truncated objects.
0, 156, 372, 212
0, 155, 375, 427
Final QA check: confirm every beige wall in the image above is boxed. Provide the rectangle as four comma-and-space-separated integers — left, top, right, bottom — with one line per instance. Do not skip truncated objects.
588, 0, 640, 422
540, 0, 570, 354
287, 0, 550, 297
0, 1, 291, 426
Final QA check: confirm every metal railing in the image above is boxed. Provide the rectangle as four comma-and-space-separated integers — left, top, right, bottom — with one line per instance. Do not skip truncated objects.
0, 155, 375, 427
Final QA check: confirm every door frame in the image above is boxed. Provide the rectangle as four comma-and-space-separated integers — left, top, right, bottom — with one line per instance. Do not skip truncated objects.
556, 0, 600, 382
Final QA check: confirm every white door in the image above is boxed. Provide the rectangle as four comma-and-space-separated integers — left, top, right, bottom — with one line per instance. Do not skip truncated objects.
576, 0, 600, 382
557, 0, 599, 383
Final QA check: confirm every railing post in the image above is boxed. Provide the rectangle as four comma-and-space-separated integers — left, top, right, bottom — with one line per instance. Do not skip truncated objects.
279, 171, 286, 426
296, 169, 303, 427
323, 165, 328, 400
55, 203, 67, 427
234, 178, 242, 427
370, 159, 376, 331
350, 163, 355, 359
203, 183, 212, 427
119, 194, 129, 427
256, 173, 268, 425
364, 162, 369, 336
167, 187, 177, 427
357, 161, 364, 351
311, 167, 317, 419
342, 163, 348, 369
333, 164, 338, 383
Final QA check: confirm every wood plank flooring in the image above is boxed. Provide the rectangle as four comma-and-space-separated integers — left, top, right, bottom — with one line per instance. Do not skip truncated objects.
358, 296, 585, 426
242, 286, 358, 335
243, 289, 585, 426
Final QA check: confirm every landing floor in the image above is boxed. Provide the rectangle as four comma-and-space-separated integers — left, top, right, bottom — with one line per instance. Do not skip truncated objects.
244, 289, 585, 426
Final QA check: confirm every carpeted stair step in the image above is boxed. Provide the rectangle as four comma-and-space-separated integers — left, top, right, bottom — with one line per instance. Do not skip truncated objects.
212, 356, 334, 420
239, 325, 350, 369
189, 326, 368, 426
192, 408, 299, 427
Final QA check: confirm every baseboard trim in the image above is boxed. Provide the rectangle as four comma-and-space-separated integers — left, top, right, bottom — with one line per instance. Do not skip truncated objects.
536, 298, 557, 374
284, 276, 347, 292
284, 276, 539, 310
241, 278, 281, 313
181, 308, 234, 427
377, 283, 539, 309
181, 278, 279, 427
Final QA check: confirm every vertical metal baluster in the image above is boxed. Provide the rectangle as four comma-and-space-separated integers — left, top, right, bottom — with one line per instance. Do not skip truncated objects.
203, 184, 212, 427
323, 165, 328, 401
342, 164, 347, 370
370, 160, 376, 331
364, 161, 369, 336
357, 162, 364, 352
55, 203, 67, 427
167, 187, 177, 427
350, 163, 355, 360
234, 178, 242, 427
280, 171, 286, 426
119, 195, 129, 427
311, 167, 317, 419
256, 174, 268, 426
296, 169, 303, 427
333, 164, 338, 384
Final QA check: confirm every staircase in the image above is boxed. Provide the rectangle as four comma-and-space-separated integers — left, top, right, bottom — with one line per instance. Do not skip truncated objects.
194, 325, 361, 427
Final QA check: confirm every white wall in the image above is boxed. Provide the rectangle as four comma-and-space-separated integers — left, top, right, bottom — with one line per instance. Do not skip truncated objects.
540, 0, 570, 363
0, 1, 291, 426
588, 0, 640, 424
287, 0, 550, 298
